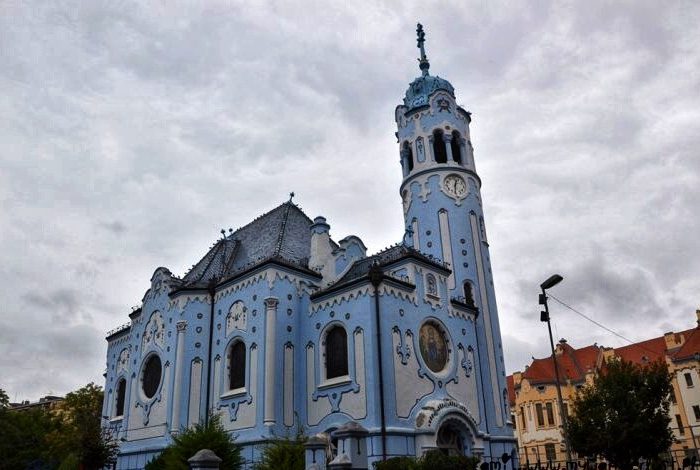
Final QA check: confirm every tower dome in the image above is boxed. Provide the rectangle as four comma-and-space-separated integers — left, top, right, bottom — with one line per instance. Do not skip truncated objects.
403, 23, 455, 112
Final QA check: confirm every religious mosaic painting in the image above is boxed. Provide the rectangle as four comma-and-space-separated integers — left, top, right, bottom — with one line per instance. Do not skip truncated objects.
419, 322, 448, 372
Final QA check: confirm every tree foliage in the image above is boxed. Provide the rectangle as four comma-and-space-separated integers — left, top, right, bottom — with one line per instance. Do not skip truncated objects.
147, 414, 243, 470
253, 434, 306, 470
0, 398, 58, 470
46, 382, 118, 469
566, 359, 673, 469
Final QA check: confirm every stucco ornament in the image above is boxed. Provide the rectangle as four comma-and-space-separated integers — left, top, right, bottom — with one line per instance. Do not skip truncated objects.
117, 348, 130, 373
226, 301, 247, 335
142, 311, 165, 351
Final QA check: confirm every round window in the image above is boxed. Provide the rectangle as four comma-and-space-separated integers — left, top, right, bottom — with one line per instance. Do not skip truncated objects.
419, 322, 448, 372
142, 355, 162, 399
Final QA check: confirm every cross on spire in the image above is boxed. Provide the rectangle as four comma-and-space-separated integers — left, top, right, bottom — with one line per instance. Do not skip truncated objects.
416, 23, 430, 76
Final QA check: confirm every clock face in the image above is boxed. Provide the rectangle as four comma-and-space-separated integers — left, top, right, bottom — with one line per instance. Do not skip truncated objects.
443, 174, 467, 198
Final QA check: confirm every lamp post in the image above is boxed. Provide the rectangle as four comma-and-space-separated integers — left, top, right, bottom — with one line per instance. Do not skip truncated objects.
539, 274, 572, 464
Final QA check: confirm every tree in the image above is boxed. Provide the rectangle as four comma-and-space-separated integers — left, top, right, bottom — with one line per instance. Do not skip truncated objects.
566, 359, 673, 469
254, 435, 306, 470
46, 382, 118, 469
147, 414, 243, 470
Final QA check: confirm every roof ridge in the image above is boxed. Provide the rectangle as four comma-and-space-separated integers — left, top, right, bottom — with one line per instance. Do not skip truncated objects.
274, 202, 293, 256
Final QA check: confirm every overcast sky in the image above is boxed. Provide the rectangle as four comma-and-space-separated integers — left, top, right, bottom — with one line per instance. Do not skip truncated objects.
1, 1, 699, 402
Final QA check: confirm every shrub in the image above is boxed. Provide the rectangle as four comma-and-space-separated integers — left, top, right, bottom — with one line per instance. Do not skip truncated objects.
374, 451, 480, 470
150, 414, 243, 470
254, 435, 306, 470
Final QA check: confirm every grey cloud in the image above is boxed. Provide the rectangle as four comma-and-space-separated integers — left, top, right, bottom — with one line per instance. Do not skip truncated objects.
1, 0, 699, 396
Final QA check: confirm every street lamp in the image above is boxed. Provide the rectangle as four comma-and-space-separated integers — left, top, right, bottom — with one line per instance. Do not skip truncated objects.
539, 274, 572, 463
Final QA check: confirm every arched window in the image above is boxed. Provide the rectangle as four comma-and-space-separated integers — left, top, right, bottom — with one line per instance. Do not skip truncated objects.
433, 129, 447, 164
115, 378, 126, 417
325, 326, 348, 379
463, 282, 475, 307
451, 131, 462, 164
228, 341, 246, 390
403, 141, 414, 172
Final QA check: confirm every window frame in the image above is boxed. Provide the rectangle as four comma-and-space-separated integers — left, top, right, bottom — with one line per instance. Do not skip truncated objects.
114, 377, 127, 418
324, 324, 349, 383
535, 403, 545, 427
140, 353, 162, 400
227, 339, 247, 392
545, 401, 555, 426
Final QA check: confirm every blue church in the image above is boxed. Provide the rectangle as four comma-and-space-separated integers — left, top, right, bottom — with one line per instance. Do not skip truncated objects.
102, 25, 517, 469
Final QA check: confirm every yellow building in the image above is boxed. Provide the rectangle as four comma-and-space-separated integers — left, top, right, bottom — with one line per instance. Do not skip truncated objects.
508, 310, 700, 462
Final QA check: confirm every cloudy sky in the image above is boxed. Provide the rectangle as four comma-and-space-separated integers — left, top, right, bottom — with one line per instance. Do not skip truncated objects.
1, 0, 699, 401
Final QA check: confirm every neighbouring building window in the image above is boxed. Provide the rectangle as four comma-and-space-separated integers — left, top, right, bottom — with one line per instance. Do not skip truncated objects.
229, 340, 246, 390
544, 443, 556, 461
685, 372, 694, 387
326, 326, 349, 379
142, 355, 162, 399
677, 414, 685, 434
520, 406, 527, 431
115, 378, 126, 417
545, 402, 555, 426
671, 389, 677, 404
536, 403, 545, 427
693, 405, 700, 420
562, 402, 569, 421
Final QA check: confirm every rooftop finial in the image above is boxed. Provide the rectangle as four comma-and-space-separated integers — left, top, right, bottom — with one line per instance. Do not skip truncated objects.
416, 23, 429, 76
288, 191, 295, 202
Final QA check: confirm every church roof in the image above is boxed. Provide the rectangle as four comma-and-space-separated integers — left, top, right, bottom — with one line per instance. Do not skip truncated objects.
313, 244, 450, 298
181, 201, 317, 288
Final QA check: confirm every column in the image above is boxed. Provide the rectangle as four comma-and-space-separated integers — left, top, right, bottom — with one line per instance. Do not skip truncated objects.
171, 320, 187, 433
443, 133, 454, 162
264, 297, 279, 426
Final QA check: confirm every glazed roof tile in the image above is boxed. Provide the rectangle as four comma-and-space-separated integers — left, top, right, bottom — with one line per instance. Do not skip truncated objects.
182, 202, 315, 287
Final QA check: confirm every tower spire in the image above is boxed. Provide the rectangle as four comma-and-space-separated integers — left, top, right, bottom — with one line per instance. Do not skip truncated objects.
416, 23, 430, 76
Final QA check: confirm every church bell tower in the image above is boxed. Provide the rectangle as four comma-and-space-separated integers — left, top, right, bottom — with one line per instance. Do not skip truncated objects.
396, 24, 510, 430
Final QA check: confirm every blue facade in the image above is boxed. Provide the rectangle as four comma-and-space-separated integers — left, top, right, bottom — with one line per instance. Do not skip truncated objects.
102, 26, 516, 469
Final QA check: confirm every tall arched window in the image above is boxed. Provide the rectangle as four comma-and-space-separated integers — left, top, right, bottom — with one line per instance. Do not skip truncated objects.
326, 326, 348, 379
403, 141, 414, 172
433, 129, 447, 164
451, 131, 462, 164
463, 282, 475, 307
115, 378, 126, 417
229, 341, 246, 390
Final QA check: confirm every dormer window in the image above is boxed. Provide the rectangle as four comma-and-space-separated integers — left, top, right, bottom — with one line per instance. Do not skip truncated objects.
432, 129, 447, 164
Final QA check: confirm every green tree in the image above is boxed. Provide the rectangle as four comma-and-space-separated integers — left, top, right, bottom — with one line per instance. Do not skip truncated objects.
566, 359, 673, 469
254, 435, 306, 470
147, 414, 243, 470
46, 382, 118, 469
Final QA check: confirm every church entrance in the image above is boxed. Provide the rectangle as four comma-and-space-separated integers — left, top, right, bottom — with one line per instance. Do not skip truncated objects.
436, 421, 468, 456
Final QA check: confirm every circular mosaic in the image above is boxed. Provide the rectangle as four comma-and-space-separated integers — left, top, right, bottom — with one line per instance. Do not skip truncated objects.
419, 323, 448, 372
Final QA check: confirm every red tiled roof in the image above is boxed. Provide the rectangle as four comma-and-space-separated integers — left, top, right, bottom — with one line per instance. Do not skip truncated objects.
613, 336, 667, 365
507, 375, 516, 407
521, 343, 601, 385
672, 328, 700, 362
